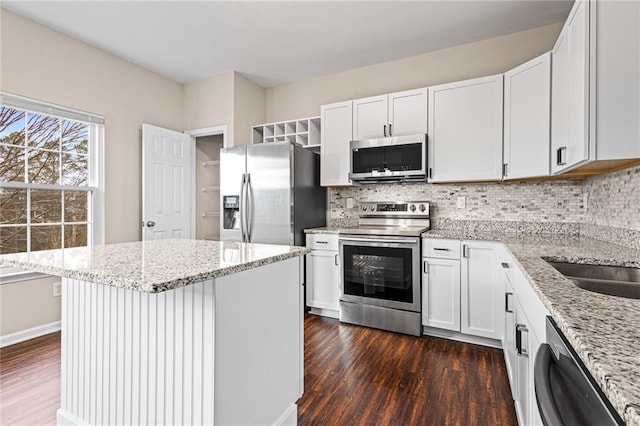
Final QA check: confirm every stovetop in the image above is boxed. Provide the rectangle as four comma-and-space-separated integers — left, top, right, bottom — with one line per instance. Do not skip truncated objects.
340, 225, 430, 238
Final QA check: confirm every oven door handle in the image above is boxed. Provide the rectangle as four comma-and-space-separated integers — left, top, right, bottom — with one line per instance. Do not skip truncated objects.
339, 237, 419, 245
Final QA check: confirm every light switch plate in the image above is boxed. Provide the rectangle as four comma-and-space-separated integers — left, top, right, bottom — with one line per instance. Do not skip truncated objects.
456, 197, 466, 209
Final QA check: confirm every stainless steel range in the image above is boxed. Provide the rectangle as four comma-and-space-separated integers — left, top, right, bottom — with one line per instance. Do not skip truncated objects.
339, 201, 430, 336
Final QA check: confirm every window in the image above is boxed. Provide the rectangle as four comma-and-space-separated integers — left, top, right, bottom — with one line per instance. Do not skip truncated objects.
0, 92, 104, 282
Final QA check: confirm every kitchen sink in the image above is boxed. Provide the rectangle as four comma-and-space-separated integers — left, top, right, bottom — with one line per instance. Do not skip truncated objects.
546, 261, 640, 299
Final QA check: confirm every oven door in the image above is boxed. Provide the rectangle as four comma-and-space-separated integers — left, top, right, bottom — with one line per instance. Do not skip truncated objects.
339, 235, 420, 312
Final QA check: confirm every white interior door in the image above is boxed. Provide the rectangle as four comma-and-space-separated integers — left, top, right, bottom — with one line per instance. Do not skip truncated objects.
142, 123, 193, 240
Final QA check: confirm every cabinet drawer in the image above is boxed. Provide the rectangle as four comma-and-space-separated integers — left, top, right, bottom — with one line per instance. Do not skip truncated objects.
306, 233, 339, 251
422, 239, 461, 259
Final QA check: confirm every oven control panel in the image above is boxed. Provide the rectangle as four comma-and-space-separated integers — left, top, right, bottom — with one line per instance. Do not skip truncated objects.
360, 201, 430, 216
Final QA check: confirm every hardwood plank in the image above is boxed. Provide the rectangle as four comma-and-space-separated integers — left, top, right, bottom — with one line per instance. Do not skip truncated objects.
0, 317, 517, 426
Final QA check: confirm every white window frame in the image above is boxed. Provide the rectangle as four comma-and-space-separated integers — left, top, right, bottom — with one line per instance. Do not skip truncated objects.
0, 92, 105, 284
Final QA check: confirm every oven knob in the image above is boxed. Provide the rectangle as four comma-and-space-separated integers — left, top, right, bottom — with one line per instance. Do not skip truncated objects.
370, 205, 376, 211
362, 205, 368, 211
409, 204, 416, 212
419, 204, 426, 212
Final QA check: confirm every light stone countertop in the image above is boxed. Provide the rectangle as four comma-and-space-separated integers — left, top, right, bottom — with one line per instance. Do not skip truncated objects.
422, 229, 640, 426
0, 239, 309, 293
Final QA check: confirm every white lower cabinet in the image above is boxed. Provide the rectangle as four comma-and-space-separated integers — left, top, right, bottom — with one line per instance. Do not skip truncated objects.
422, 257, 461, 331
461, 241, 502, 340
305, 233, 340, 318
501, 247, 549, 426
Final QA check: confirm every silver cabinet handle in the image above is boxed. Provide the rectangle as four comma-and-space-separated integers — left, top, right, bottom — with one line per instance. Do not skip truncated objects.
557, 146, 567, 166
317, 241, 328, 244
503, 163, 508, 177
423, 260, 429, 274
335, 254, 339, 266
389, 123, 392, 136
501, 262, 510, 269
462, 245, 470, 258
516, 324, 529, 357
146, 221, 156, 227
433, 248, 450, 251
383, 124, 387, 137
505, 292, 513, 313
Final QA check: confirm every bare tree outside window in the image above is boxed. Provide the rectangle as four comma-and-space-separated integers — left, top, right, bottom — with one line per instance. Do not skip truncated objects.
0, 105, 92, 254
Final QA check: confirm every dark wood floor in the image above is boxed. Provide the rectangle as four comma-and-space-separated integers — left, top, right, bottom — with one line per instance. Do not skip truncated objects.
298, 315, 517, 426
0, 317, 516, 426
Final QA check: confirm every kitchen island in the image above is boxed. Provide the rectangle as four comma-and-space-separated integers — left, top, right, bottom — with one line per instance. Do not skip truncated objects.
0, 239, 309, 426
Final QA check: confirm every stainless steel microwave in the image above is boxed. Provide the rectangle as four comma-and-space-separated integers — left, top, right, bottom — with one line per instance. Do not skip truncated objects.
349, 134, 427, 183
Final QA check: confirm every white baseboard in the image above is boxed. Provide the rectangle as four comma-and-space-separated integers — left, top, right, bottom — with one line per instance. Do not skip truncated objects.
422, 326, 502, 349
57, 409, 85, 425
308, 307, 339, 319
0, 321, 61, 348
274, 403, 298, 426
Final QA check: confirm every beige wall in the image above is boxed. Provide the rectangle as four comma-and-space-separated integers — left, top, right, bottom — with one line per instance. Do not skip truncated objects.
182, 71, 234, 137
0, 276, 61, 336
233, 73, 266, 146
265, 23, 562, 122
182, 71, 266, 147
1, 9, 183, 337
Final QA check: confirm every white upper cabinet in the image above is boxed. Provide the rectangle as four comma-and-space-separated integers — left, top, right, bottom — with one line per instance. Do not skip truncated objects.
321, 101, 353, 186
551, 0, 640, 173
388, 88, 429, 137
353, 88, 427, 140
352, 95, 388, 140
428, 75, 504, 182
551, 0, 589, 173
504, 53, 551, 180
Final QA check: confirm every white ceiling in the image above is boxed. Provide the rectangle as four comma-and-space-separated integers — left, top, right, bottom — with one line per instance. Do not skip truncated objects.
2, 1, 573, 88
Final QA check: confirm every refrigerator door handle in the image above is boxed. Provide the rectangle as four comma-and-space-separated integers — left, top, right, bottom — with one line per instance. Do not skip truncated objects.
246, 173, 253, 242
240, 173, 247, 242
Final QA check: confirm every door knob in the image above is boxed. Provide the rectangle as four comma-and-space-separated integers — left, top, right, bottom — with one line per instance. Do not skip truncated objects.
146, 221, 156, 227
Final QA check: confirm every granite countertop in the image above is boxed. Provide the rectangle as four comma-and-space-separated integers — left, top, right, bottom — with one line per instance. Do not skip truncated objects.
423, 229, 640, 425
0, 239, 309, 293
304, 226, 344, 234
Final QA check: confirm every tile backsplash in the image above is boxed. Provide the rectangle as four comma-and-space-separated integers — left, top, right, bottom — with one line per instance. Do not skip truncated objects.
327, 164, 640, 249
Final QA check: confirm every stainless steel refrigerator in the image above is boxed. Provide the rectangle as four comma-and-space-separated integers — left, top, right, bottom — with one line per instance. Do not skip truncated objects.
220, 141, 326, 246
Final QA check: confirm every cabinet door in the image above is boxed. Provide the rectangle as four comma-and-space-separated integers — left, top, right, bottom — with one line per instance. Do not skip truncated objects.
321, 101, 353, 186
388, 88, 428, 137
551, 0, 590, 173
504, 53, 551, 179
428, 75, 504, 182
422, 258, 460, 331
503, 278, 517, 392
460, 241, 502, 340
352, 95, 388, 140
305, 250, 340, 313
514, 300, 531, 426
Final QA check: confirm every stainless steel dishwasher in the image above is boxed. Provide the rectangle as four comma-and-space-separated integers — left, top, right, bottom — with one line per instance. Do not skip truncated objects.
534, 317, 623, 426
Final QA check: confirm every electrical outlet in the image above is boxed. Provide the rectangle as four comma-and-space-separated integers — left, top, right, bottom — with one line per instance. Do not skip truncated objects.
53, 281, 62, 297
456, 197, 466, 209
346, 197, 355, 209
